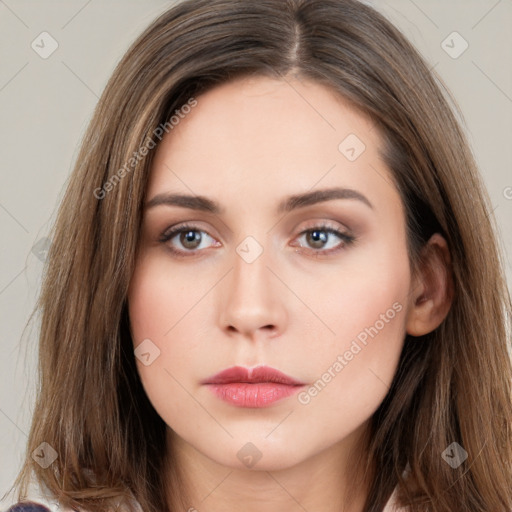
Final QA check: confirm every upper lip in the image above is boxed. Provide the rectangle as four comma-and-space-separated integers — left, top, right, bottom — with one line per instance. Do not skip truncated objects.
201, 365, 305, 386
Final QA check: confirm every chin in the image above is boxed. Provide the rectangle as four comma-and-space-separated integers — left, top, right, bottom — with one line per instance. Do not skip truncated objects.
201, 436, 308, 472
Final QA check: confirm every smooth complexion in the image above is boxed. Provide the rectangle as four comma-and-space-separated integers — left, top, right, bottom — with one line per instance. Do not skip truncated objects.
127, 75, 452, 512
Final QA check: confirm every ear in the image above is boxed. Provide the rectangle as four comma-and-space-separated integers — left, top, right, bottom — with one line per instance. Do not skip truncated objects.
406, 233, 454, 337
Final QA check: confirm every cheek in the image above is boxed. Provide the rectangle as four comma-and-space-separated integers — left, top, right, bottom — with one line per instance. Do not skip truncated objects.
292, 233, 410, 424
127, 253, 202, 412
128, 251, 205, 344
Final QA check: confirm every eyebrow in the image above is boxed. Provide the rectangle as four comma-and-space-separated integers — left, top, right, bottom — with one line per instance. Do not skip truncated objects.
145, 187, 373, 214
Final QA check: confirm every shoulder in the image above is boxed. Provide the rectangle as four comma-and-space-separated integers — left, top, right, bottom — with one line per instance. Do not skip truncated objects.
7, 478, 142, 512
5, 502, 63, 512
6, 496, 142, 512
7, 479, 76, 511
5, 492, 76, 511
5, 499, 139, 512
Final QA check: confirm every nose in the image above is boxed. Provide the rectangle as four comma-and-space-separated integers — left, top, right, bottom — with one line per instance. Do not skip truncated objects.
218, 244, 287, 341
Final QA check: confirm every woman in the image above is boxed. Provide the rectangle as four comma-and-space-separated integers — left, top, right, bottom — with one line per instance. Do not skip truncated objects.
5, 0, 512, 511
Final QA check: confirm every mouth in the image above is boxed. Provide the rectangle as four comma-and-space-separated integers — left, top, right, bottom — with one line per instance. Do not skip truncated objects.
201, 365, 306, 408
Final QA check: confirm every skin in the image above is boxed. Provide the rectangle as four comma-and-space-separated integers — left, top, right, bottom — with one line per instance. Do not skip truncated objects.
127, 75, 452, 512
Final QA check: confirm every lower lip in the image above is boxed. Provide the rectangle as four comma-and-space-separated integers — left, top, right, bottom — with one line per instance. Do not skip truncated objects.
205, 383, 304, 408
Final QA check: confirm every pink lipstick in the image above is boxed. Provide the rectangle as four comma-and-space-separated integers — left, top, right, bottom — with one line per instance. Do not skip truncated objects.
201, 365, 305, 408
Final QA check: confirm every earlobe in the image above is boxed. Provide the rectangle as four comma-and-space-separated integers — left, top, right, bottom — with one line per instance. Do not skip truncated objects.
406, 233, 454, 337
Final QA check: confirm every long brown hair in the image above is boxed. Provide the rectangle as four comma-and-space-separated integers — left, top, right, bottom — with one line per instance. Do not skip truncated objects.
7, 0, 512, 510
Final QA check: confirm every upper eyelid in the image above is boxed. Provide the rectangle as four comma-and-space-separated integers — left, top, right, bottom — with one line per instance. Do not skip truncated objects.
161, 222, 216, 238
161, 219, 349, 237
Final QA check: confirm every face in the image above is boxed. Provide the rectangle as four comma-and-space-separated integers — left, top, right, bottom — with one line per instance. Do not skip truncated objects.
127, 75, 412, 472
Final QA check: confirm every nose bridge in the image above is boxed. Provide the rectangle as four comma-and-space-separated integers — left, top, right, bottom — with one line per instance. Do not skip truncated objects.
218, 233, 285, 337
231, 234, 273, 305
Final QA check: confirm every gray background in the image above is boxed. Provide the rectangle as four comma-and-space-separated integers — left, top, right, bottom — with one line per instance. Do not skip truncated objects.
1, 0, 511, 508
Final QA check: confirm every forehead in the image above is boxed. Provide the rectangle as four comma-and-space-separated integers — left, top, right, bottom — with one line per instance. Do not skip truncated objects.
146, 75, 400, 218
165, 74, 377, 156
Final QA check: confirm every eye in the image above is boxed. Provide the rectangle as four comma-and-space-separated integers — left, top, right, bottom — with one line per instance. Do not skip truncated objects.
159, 222, 355, 258
292, 224, 355, 256
159, 223, 219, 257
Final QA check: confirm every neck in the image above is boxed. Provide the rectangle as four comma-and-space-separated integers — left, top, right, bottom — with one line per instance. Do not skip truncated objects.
164, 424, 373, 512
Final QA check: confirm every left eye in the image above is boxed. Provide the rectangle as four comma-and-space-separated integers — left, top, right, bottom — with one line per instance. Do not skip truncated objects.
293, 226, 355, 255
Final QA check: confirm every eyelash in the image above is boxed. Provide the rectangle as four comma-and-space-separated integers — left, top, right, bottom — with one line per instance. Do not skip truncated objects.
158, 222, 356, 258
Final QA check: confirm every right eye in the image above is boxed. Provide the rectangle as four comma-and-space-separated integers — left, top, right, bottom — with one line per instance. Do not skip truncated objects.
159, 223, 220, 257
